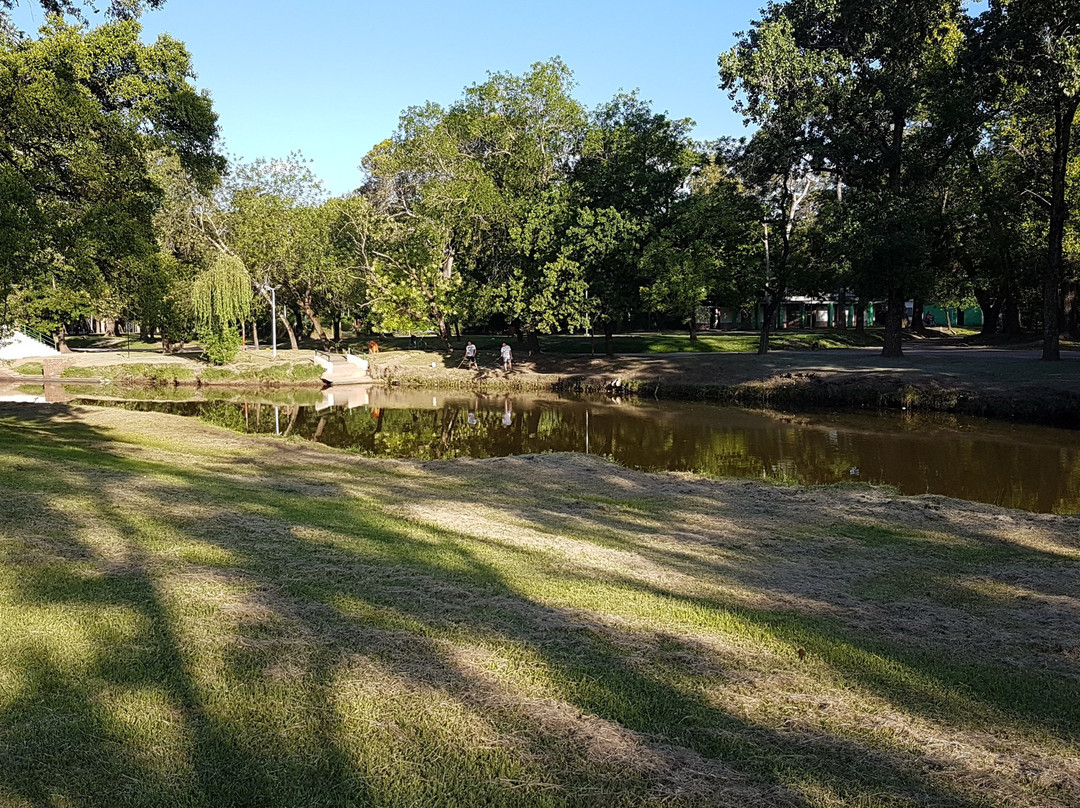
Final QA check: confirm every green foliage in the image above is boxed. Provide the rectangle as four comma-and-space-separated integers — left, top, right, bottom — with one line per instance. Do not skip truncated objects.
189, 253, 251, 364
1, 1, 166, 25
197, 323, 242, 365
191, 254, 252, 330
14, 360, 42, 374
0, 15, 221, 337
642, 154, 764, 335
363, 59, 591, 342
224, 155, 348, 348
569, 93, 698, 339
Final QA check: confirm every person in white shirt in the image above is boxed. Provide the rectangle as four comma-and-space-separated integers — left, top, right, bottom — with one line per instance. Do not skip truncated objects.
464, 340, 477, 369
500, 342, 512, 371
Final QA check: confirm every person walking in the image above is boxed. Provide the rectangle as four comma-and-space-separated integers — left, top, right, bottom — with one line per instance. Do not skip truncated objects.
464, 340, 478, 369
500, 342, 512, 371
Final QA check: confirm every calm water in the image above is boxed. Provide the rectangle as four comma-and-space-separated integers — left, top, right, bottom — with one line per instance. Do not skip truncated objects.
7, 383, 1080, 513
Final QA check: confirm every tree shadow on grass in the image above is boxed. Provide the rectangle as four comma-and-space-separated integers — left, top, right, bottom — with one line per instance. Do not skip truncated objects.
1, 404, 1076, 806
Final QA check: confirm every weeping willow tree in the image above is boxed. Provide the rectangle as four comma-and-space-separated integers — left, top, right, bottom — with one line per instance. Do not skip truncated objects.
191, 253, 252, 364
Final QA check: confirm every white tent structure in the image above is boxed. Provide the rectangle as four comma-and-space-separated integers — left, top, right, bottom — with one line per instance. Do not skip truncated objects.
0, 328, 61, 360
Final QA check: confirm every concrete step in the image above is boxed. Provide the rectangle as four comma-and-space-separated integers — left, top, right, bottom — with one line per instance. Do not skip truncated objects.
312, 353, 371, 386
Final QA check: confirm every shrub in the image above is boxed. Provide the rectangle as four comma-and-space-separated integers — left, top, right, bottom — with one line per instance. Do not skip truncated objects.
199, 327, 242, 365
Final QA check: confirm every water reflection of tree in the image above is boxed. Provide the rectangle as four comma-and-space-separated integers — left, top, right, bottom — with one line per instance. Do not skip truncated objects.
80, 397, 1080, 514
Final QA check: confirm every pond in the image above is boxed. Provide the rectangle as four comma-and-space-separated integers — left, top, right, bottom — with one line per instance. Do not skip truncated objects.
7, 382, 1080, 514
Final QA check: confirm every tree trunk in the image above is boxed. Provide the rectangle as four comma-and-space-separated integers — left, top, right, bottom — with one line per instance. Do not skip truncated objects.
333, 317, 341, 343
252, 320, 260, 351
758, 296, 781, 355
688, 311, 698, 342
1065, 280, 1079, 338
280, 312, 299, 350
910, 297, 926, 334
53, 326, 70, 353
1043, 96, 1078, 360
881, 104, 907, 359
299, 299, 331, 348
855, 299, 866, 334
293, 307, 304, 342
837, 287, 848, 331
1004, 295, 1022, 337
974, 288, 1000, 336
436, 317, 454, 352
882, 290, 905, 358
526, 329, 541, 354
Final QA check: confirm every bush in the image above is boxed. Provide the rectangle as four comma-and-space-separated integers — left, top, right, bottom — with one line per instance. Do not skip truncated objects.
15, 362, 43, 375
199, 327, 242, 366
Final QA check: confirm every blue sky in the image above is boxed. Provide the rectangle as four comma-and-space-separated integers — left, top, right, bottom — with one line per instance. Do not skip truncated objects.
12, 1, 763, 195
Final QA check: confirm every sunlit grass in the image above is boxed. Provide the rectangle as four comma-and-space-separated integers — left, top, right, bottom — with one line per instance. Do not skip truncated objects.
1, 403, 1077, 807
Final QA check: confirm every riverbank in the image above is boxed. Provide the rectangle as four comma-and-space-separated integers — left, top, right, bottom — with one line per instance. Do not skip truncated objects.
0, 350, 325, 387
371, 344, 1080, 426
4, 342, 1079, 425
1, 402, 1077, 807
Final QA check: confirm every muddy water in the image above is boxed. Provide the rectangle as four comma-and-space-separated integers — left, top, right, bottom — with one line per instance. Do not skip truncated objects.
7, 383, 1080, 513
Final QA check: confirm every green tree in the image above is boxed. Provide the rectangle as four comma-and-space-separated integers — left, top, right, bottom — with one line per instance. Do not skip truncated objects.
1, 1, 165, 23
720, 14, 833, 353
190, 252, 250, 364
642, 153, 763, 339
571, 93, 697, 352
222, 155, 345, 349
0, 17, 221, 334
726, 0, 968, 357
365, 59, 589, 351
327, 193, 459, 346
980, 0, 1080, 359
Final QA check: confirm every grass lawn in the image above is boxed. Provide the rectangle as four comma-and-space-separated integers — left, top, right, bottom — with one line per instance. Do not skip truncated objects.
534, 331, 883, 354
343, 330, 884, 356
0, 404, 1077, 807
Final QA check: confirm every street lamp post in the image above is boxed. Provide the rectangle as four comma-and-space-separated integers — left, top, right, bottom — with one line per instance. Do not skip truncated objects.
260, 284, 278, 359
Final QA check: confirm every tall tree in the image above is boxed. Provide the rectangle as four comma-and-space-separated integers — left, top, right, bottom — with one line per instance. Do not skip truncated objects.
980, 0, 1080, 359
0, 17, 221, 336
642, 153, 763, 339
327, 193, 457, 343
366, 59, 589, 351
720, 15, 830, 354
220, 155, 343, 349
1, 0, 165, 22
571, 93, 697, 352
725, 0, 968, 357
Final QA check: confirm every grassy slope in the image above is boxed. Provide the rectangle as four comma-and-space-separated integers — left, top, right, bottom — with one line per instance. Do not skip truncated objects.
0, 404, 1078, 807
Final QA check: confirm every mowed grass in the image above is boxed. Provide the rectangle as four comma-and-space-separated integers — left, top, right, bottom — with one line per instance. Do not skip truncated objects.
347, 330, 882, 356
0, 405, 1078, 807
